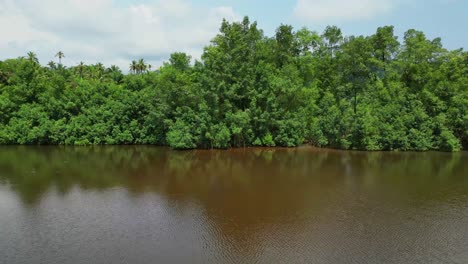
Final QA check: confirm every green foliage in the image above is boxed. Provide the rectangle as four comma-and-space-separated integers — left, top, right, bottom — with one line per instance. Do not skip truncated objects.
0, 18, 465, 151
438, 130, 461, 152
166, 119, 196, 150
262, 133, 275, 147
206, 123, 231, 149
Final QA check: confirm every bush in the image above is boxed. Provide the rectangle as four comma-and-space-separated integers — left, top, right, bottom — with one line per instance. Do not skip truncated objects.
437, 129, 461, 152
262, 133, 275, 147
166, 120, 196, 150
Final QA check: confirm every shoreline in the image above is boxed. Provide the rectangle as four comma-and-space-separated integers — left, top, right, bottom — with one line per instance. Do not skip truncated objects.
0, 144, 464, 153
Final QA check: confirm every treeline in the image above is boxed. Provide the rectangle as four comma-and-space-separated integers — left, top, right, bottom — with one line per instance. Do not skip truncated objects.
0, 17, 466, 151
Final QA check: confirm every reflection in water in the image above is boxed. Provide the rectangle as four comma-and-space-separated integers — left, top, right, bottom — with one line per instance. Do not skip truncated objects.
0, 146, 467, 263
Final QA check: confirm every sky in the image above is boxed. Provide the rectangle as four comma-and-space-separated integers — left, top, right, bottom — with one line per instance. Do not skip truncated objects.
1, 0, 466, 70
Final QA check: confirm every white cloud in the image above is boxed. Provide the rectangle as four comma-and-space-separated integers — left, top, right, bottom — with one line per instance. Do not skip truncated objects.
294, 0, 395, 23
0, 0, 239, 70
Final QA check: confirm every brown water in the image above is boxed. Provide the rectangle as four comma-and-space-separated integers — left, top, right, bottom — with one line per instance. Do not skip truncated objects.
0, 146, 467, 264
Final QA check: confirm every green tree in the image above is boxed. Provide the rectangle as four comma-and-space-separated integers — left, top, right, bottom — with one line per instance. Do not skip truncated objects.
55, 51, 65, 64
0, 18, 464, 151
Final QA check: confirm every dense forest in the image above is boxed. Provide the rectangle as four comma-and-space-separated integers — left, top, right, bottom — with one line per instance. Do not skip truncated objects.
0, 17, 466, 151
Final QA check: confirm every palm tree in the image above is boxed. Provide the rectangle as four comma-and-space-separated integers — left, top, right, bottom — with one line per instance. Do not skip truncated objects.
47, 61, 56, 70
108, 65, 120, 73
130, 60, 138, 74
96, 62, 104, 71
137, 58, 147, 74
27, 52, 39, 64
77, 62, 85, 78
108, 65, 123, 83
93, 63, 105, 79
147, 64, 152, 73
55, 51, 65, 64
96, 63, 105, 73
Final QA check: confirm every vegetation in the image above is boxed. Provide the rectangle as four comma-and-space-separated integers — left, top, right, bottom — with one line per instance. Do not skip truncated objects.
0, 17, 466, 151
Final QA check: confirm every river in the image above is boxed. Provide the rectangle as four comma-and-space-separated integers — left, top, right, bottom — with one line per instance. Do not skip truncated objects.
0, 146, 467, 263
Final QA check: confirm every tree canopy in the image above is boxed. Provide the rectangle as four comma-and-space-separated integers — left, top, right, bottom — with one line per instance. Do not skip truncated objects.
0, 17, 466, 151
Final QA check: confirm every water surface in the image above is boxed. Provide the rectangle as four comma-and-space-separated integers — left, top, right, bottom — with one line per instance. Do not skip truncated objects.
0, 146, 467, 263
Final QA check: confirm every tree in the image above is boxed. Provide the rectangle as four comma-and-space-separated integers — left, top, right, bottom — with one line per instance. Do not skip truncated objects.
296, 27, 322, 54
169, 53, 191, 71
275, 24, 298, 67
27, 52, 39, 64
137, 58, 147, 74
322, 25, 343, 57
77, 62, 85, 78
94, 63, 105, 79
0, 18, 464, 151
107, 65, 123, 83
47, 61, 56, 70
130, 60, 138, 74
340, 36, 373, 114
55, 51, 65, 64
371, 26, 399, 64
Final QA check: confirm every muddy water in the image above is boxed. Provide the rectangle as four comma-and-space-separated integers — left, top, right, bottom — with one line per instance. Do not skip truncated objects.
0, 146, 467, 263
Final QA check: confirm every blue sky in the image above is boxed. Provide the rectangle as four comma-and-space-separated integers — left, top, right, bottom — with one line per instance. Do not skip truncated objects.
1, 0, 466, 69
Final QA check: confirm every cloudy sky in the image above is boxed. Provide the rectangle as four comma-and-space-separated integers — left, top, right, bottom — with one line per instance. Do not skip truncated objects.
1, 0, 466, 70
